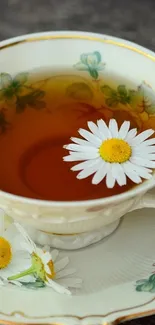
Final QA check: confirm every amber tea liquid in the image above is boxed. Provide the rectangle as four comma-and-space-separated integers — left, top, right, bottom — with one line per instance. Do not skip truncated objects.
0, 71, 151, 201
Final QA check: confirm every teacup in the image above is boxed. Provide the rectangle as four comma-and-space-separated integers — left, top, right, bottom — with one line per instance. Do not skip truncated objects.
1, 31, 155, 250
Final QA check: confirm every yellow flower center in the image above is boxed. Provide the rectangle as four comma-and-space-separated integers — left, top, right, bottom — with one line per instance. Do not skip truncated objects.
46, 260, 55, 279
0, 237, 12, 269
99, 138, 132, 163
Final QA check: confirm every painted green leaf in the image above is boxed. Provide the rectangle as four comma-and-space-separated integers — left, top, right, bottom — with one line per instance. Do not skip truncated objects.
14, 72, 28, 85
0, 73, 12, 88
149, 274, 155, 283
21, 280, 45, 289
150, 286, 155, 293
80, 53, 88, 65
32, 89, 45, 99
101, 85, 113, 97
117, 85, 128, 96
89, 68, 98, 80
129, 89, 136, 98
93, 51, 102, 64
66, 82, 93, 100
16, 89, 46, 113
0, 111, 10, 134
147, 105, 155, 114
106, 98, 118, 107
140, 281, 154, 292
136, 284, 144, 292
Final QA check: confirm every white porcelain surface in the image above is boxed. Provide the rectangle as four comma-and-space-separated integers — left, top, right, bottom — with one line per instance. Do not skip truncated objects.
0, 31, 155, 247
23, 219, 120, 250
2, 205, 155, 324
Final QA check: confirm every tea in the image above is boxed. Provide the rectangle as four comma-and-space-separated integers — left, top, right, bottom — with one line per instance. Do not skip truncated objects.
0, 70, 154, 201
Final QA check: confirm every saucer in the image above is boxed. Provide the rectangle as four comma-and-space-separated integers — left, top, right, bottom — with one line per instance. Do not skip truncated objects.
1, 206, 155, 325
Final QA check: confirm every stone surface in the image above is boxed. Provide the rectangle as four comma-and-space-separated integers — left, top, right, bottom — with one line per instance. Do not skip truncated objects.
0, 0, 155, 323
0, 0, 155, 52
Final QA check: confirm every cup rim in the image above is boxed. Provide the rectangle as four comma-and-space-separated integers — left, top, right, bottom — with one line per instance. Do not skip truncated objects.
1, 30, 155, 208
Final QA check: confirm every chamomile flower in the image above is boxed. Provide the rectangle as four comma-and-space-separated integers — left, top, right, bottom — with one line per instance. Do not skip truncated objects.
8, 223, 82, 295
63, 119, 155, 188
0, 212, 33, 285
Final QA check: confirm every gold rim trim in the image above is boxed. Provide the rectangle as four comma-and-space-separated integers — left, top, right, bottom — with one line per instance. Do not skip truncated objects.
0, 296, 155, 324
41, 230, 83, 236
0, 34, 155, 63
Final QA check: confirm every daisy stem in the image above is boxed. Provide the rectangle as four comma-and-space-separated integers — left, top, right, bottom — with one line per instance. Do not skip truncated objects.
8, 266, 34, 281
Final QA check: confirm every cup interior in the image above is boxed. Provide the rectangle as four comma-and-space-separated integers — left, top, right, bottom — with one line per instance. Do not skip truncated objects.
0, 32, 155, 203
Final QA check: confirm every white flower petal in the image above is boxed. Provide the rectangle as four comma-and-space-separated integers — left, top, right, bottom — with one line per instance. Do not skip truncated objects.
46, 278, 71, 295
41, 252, 52, 265
57, 278, 82, 289
140, 138, 155, 146
78, 128, 102, 146
71, 137, 97, 147
134, 145, 155, 154
42, 245, 50, 252
5, 224, 19, 243
11, 235, 28, 254
0, 212, 5, 236
10, 280, 22, 287
111, 163, 127, 186
122, 162, 142, 183
92, 162, 110, 185
44, 264, 51, 275
125, 128, 137, 142
118, 121, 130, 139
130, 156, 155, 168
130, 129, 154, 146
77, 159, 103, 179
15, 223, 36, 252
106, 169, 116, 188
134, 153, 155, 160
51, 249, 59, 262
71, 157, 102, 171
56, 268, 76, 279
125, 161, 152, 180
97, 119, 111, 139
63, 144, 98, 153
20, 241, 33, 254
109, 119, 118, 137
87, 121, 102, 138
63, 151, 99, 162
55, 257, 69, 272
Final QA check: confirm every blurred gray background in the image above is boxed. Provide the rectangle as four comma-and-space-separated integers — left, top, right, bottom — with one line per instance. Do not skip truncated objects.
0, 0, 155, 324
0, 0, 155, 51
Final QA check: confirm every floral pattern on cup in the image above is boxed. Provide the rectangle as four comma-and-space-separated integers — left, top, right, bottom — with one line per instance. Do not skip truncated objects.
0, 72, 46, 113
74, 51, 105, 79
1, 59, 155, 136
100, 85, 136, 107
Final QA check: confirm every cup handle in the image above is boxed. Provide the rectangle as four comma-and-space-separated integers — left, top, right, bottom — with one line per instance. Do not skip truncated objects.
130, 192, 155, 212
140, 193, 155, 209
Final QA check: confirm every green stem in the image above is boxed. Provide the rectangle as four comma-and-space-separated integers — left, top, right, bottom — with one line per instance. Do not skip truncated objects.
8, 266, 34, 281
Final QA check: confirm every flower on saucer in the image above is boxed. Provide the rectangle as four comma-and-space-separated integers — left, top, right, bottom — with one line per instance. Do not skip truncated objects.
0, 213, 33, 286
63, 119, 155, 188
8, 223, 82, 295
